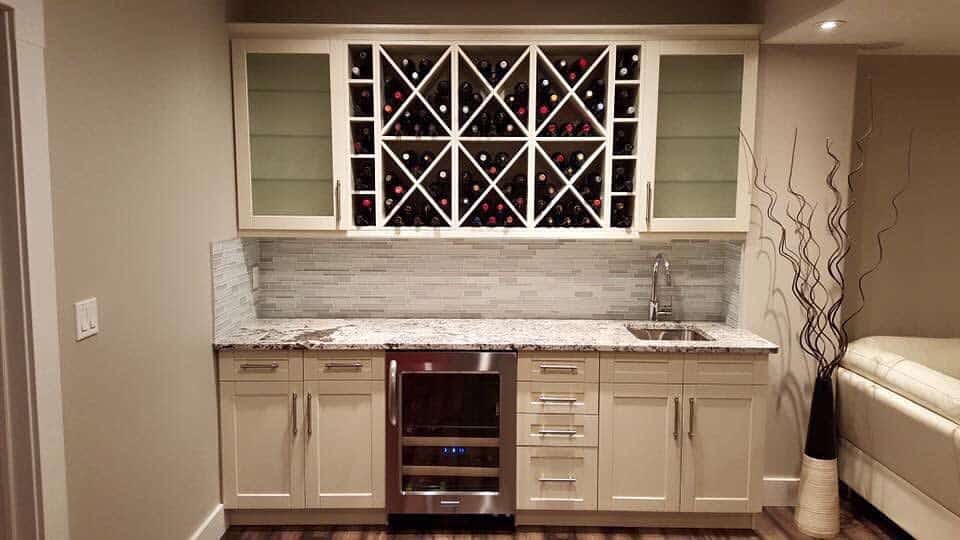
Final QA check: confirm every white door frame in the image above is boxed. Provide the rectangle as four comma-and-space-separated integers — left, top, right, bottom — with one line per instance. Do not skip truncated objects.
0, 4, 44, 539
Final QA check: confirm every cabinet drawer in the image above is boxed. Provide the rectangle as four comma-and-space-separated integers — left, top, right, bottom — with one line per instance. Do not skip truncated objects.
517, 414, 599, 447
304, 351, 384, 380
517, 446, 598, 510
518, 352, 599, 383
600, 352, 683, 383
683, 354, 768, 385
218, 350, 302, 381
517, 382, 599, 415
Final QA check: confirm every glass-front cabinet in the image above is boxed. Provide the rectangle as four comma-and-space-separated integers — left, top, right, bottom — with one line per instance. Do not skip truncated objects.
232, 39, 347, 231
643, 41, 757, 232
228, 31, 758, 236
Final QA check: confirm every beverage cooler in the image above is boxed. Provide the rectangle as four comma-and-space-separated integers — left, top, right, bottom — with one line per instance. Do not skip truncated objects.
386, 351, 516, 515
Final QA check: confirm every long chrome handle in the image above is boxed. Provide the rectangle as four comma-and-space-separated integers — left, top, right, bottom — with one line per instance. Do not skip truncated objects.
646, 181, 653, 225
292, 392, 298, 437
539, 476, 576, 483
240, 362, 279, 370
388, 359, 398, 426
688, 397, 695, 439
539, 364, 578, 372
538, 396, 578, 403
439, 499, 461, 506
325, 362, 363, 369
307, 393, 312, 436
334, 179, 341, 226
673, 396, 680, 440
538, 429, 578, 436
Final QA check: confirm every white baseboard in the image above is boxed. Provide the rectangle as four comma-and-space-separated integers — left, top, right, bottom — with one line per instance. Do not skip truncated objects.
764, 476, 800, 507
189, 503, 226, 540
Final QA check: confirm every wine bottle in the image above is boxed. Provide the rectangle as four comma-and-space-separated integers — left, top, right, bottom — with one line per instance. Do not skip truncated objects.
351, 48, 372, 79
476, 150, 491, 165
420, 151, 435, 168
551, 152, 566, 165
545, 122, 559, 137
494, 152, 510, 168
353, 87, 373, 116
418, 57, 433, 76
562, 122, 576, 137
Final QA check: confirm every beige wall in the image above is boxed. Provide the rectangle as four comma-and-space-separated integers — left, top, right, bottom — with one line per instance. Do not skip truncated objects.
743, 46, 858, 489
844, 55, 960, 339
227, 0, 758, 24
43, 1, 236, 539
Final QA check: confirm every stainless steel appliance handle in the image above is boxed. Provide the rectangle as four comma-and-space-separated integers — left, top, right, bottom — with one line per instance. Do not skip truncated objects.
538, 364, 578, 372
439, 499, 461, 506
539, 476, 576, 483
325, 362, 363, 369
292, 392, 298, 437
538, 429, 578, 436
307, 393, 312, 436
688, 397, 695, 439
240, 362, 279, 370
538, 395, 578, 403
388, 359, 398, 426
673, 396, 680, 440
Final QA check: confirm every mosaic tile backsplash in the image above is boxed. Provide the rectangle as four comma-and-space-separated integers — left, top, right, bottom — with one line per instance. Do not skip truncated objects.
212, 238, 743, 339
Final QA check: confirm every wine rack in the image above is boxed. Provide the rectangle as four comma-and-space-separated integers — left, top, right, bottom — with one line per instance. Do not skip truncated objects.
346, 42, 645, 232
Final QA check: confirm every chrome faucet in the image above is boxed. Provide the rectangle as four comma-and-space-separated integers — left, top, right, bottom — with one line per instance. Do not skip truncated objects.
649, 253, 673, 321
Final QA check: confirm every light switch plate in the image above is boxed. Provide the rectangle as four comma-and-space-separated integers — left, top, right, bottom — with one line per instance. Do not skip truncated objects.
74, 297, 99, 341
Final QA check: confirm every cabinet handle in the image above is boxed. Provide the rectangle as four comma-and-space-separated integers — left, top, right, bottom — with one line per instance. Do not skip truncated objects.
239, 362, 279, 370
646, 182, 653, 225
325, 362, 363, 370
688, 397, 695, 439
538, 395, 578, 403
539, 476, 576, 483
673, 396, 680, 440
292, 392, 298, 437
539, 364, 578, 372
388, 359, 398, 427
335, 179, 341, 226
537, 429, 578, 436
307, 393, 312, 436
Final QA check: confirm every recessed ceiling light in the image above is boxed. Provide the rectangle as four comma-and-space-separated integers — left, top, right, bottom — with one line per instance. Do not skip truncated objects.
817, 20, 846, 31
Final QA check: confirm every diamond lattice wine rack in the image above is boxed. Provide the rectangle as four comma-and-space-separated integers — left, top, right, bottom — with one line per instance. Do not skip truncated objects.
347, 42, 643, 231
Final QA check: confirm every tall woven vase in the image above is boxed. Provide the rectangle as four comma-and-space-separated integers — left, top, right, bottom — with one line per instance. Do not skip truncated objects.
794, 376, 840, 537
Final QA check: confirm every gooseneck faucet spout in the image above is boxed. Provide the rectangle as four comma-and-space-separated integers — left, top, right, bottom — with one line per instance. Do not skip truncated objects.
649, 253, 673, 321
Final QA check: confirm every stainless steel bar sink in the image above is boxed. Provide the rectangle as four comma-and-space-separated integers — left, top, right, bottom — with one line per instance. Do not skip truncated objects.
625, 324, 714, 341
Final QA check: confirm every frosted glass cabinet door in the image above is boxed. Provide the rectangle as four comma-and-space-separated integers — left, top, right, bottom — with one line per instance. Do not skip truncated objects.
233, 39, 346, 230
644, 41, 757, 232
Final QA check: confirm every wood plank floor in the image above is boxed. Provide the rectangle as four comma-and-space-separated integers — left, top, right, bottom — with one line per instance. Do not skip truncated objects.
224, 497, 912, 540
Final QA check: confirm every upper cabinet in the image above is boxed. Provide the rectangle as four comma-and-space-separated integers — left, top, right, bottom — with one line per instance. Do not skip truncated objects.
642, 41, 758, 232
228, 28, 758, 237
232, 39, 347, 231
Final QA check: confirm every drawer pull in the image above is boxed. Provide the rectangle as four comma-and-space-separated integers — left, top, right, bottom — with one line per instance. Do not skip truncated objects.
539, 476, 576, 483
439, 499, 461, 506
239, 362, 279, 370
537, 429, 578, 436
538, 396, 578, 403
539, 364, 578, 372
325, 362, 363, 370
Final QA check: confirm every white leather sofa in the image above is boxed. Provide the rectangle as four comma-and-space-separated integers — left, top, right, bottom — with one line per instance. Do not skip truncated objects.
838, 336, 960, 539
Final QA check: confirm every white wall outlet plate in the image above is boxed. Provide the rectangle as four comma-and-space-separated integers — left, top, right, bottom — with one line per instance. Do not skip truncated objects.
74, 297, 99, 341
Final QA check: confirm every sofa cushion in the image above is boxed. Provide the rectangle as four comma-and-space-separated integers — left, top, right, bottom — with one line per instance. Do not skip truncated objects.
842, 336, 960, 425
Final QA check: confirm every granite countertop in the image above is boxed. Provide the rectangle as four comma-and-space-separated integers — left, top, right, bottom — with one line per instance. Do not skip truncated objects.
215, 318, 778, 354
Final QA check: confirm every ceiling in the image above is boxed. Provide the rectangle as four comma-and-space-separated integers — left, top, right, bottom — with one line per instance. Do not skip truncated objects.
762, 0, 960, 54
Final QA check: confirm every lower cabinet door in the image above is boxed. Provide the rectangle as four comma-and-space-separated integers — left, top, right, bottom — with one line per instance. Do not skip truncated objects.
598, 383, 682, 511
517, 446, 598, 510
304, 380, 385, 508
680, 384, 766, 513
220, 381, 304, 508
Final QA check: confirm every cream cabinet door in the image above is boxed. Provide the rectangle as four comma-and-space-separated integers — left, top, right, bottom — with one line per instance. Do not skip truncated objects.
304, 380, 385, 508
598, 383, 681, 511
220, 381, 304, 508
680, 384, 765, 513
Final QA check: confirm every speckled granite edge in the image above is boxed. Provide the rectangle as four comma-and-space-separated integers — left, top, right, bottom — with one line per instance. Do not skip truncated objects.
215, 319, 779, 355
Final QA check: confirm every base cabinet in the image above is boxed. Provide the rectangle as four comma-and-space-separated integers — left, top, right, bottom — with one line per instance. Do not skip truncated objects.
680, 384, 766, 513
598, 383, 682, 511
219, 351, 385, 511
220, 381, 305, 509
304, 380, 385, 508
